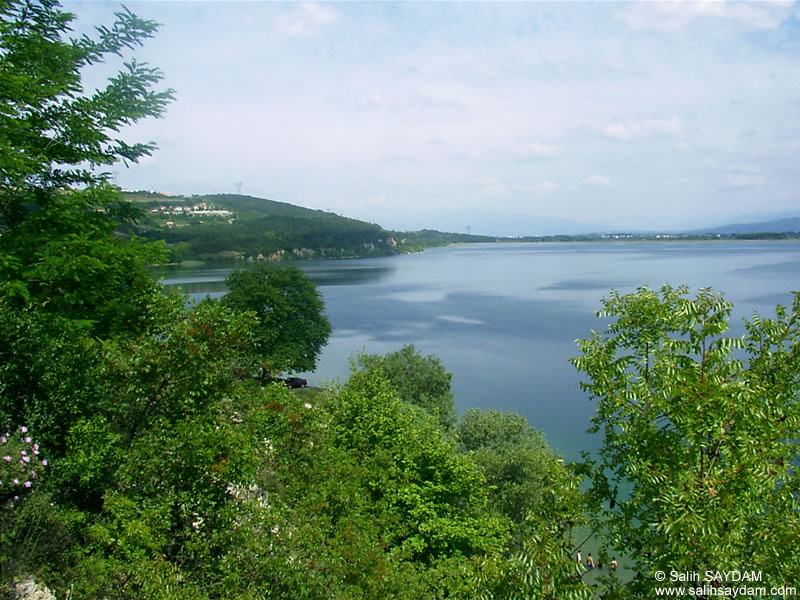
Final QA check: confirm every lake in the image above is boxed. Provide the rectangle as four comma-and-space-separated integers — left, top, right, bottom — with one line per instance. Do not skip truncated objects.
150, 241, 800, 460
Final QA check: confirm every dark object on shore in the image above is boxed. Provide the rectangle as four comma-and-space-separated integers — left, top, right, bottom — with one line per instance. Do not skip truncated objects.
285, 376, 307, 389
261, 374, 307, 388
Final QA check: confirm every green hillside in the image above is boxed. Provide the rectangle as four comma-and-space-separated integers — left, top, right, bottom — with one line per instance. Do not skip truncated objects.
126, 192, 470, 262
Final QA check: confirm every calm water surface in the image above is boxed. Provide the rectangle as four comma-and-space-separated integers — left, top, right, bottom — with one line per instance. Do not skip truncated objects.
150, 241, 800, 460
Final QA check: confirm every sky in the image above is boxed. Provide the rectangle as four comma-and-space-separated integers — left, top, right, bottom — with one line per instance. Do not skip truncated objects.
63, 0, 800, 236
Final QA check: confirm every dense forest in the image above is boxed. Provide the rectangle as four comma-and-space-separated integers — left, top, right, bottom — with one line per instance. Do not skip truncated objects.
2, 2, 800, 599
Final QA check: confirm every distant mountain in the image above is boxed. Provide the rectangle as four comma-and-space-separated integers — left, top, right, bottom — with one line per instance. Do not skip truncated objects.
718, 209, 800, 225
447, 213, 603, 237
693, 217, 800, 235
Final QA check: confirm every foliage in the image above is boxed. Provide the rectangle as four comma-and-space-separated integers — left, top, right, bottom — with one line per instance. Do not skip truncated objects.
406, 229, 497, 245
456, 410, 573, 527
129, 193, 502, 262
1, 185, 168, 337
0, 292, 264, 594
0, 0, 174, 231
0, 426, 47, 507
329, 370, 509, 563
132, 192, 403, 261
355, 344, 456, 429
572, 285, 800, 596
456, 409, 591, 600
0, 298, 109, 457
11, 2, 800, 598
222, 262, 332, 374
0, 0, 172, 336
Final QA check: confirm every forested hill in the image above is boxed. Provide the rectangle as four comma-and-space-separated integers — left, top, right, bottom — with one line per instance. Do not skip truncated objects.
126, 191, 495, 262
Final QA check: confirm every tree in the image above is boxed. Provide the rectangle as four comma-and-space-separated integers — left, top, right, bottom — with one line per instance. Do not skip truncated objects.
456, 409, 591, 600
222, 263, 332, 374
0, 0, 177, 470
0, 2, 222, 592
2, 186, 168, 336
0, 0, 178, 469
328, 370, 509, 565
572, 285, 800, 596
355, 344, 456, 429
456, 409, 569, 526
0, 0, 174, 334
0, 0, 174, 231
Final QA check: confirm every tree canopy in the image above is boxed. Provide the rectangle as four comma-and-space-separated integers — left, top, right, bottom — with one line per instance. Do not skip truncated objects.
0, 0, 173, 335
355, 344, 456, 429
0, 0, 173, 231
222, 262, 332, 374
572, 285, 800, 596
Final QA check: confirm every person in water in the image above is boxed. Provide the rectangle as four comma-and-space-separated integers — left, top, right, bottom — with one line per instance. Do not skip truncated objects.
586, 553, 595, 569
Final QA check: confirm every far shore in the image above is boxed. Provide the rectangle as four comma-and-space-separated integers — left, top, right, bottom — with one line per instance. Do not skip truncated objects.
151, 235, 800, 267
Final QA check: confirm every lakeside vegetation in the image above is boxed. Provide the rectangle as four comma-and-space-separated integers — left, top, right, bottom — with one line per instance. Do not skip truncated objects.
2, 3, 800, 599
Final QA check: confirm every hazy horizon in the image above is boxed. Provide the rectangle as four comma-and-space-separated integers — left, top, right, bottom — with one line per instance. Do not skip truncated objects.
65, 1, 800, 237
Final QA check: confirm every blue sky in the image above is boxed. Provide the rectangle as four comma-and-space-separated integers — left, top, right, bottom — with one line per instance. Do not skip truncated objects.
64, 1, 800, 235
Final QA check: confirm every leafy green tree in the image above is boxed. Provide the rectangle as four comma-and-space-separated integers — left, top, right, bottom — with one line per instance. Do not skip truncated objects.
0, 0, 173, 335
355, 344, 456, 429
329, 370, 509, 563
456, 409, 573, 527
222, 263, 332, 373
1, 186, 168, 336
0, 288, 268, 594
572, 285, 800, 596
0, 0, 174, 231
456, 409, 591, 600
195, 368, 506, 599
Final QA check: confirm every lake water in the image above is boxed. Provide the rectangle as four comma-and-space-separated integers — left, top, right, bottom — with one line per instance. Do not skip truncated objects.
150, 241, 800, 460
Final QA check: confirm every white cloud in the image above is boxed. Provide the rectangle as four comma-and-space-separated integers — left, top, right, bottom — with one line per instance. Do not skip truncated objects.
617, 0, 793, 32
585, 175, 612, 186
275, 3, 338, 38
473, 177, 512, 195
362, 93, 386, 108
600, 116, 683, 140
528, 142, 559, 158
534, 180, 557, 194
727, 174, 766, 187
515, 181, 558, 194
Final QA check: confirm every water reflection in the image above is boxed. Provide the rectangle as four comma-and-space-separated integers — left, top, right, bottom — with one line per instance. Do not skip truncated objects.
149, 259, 394, 292
161, 280, 228, 294
300, 261, 394, 286
149, 263, 234, 296
743, 292, 798, 307
729, 260, 800, 279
